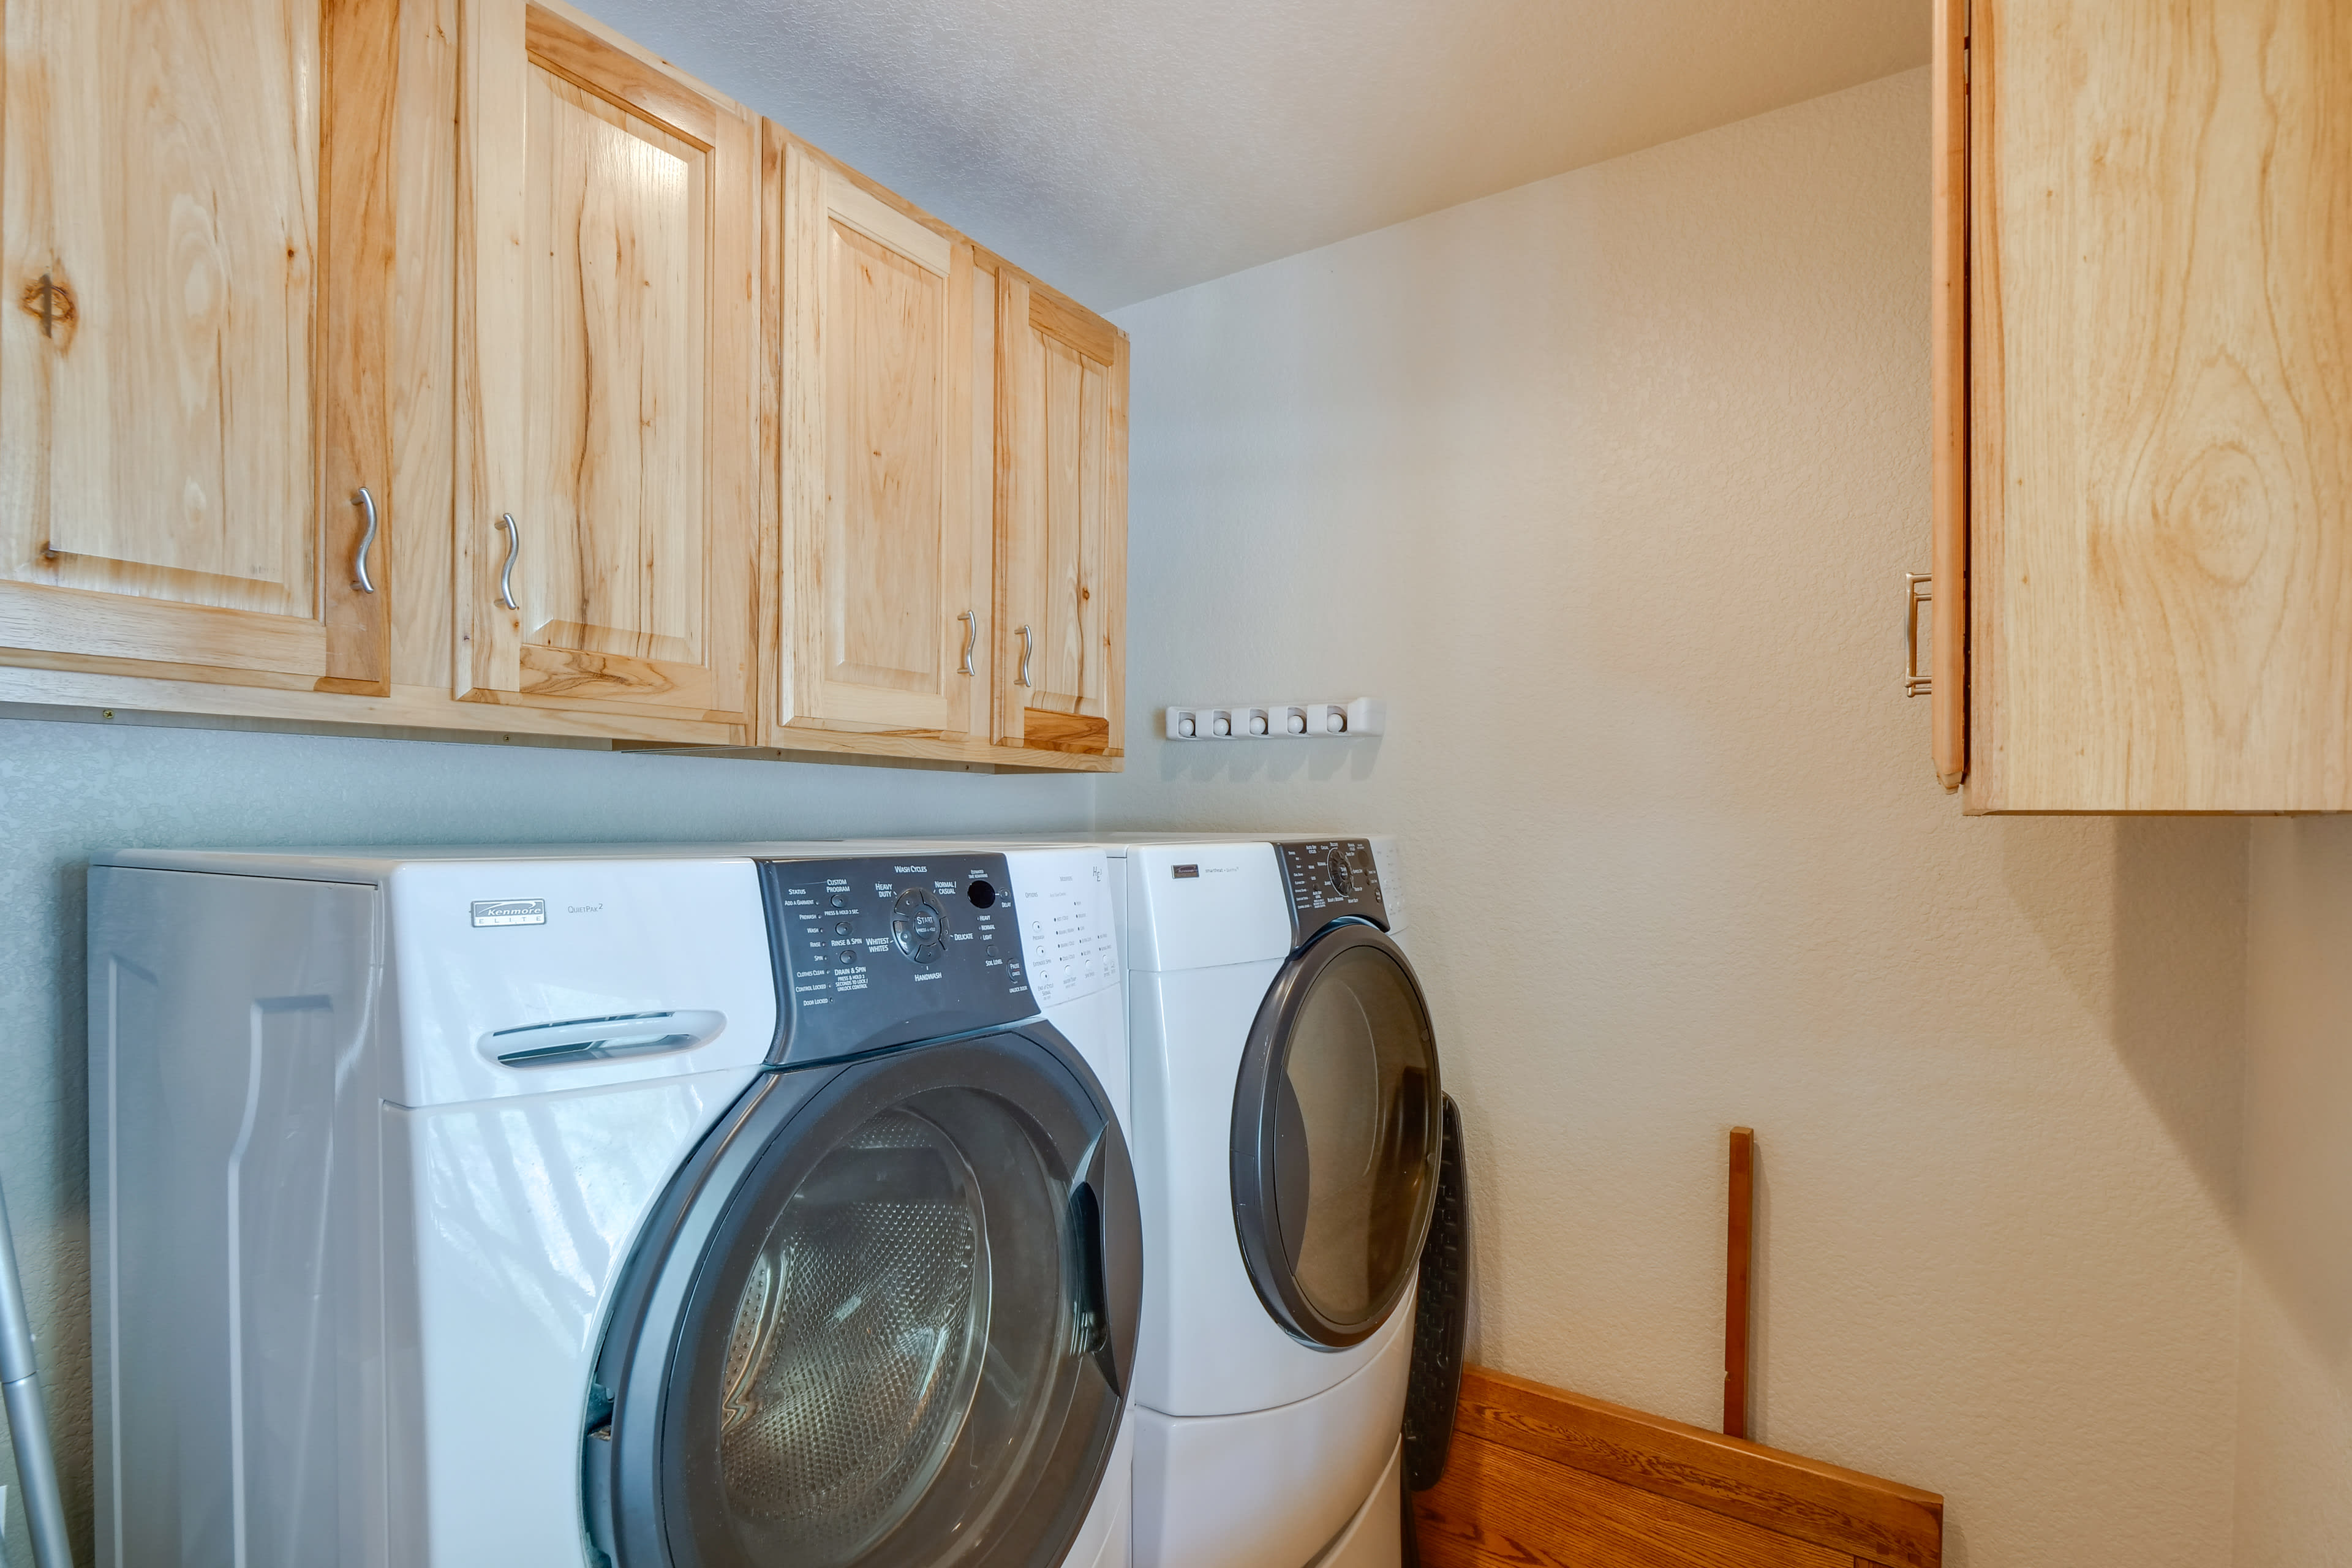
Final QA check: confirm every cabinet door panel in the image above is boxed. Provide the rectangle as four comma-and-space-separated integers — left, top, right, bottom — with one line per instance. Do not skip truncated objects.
1970, 0, 2352, 811
777, 147, 975, 736
523, 74, 706, 668
1, 0, 394, 685
829, 222, 947, 693
459, 0, 753, 723
961, 261, 997, 738
1928, 0, 1967, 793
1031, 337, 1107, 709
994, 272, 1125, 757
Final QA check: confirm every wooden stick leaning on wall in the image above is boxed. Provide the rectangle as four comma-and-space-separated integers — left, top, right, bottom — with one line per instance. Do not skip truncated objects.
1409, 1127, 1942, 1568
1725, 1125, 1755, 1439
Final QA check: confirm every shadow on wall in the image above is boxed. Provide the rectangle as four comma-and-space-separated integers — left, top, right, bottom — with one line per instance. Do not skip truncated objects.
2001, 815, 2248, 1221
36, 860, 94, 1549
2242, 816, 2352, 1360
1155, 733, 1384, 790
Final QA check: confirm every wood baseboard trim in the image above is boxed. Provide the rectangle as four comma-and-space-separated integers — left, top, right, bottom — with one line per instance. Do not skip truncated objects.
1417, 1366, 1942, 1568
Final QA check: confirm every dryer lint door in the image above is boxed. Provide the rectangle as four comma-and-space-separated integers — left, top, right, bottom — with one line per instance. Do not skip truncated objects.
1230, 922, 1442, 1349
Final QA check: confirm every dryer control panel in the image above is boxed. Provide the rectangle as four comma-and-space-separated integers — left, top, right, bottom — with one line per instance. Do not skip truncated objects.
759, 854, 1030, 1064
1275, 839, 1390, 945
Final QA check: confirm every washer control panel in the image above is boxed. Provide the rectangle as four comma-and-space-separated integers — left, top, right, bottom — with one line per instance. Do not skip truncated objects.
759, 854, 1029, 1064
1275, 839, 1389, 945
1008, 848, 1120, 1008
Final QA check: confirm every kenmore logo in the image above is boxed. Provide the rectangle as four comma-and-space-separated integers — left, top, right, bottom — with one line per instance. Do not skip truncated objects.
1172, 865, 1200, 880
470, 899, 548, 927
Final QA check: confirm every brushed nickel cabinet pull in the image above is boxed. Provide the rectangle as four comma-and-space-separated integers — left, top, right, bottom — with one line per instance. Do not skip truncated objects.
1017, 624, 1033, 688
350, 489, 379, 594
496, 513, 521, 611
1905, 573, 1933, 698
958, 610, 979, 676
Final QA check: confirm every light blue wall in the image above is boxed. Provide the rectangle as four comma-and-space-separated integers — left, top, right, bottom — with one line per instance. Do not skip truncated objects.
0, 714, 1095, 1562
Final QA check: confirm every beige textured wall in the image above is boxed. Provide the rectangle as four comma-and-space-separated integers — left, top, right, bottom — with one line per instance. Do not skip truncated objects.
2237, 819, 2352, 1567
1099, 70, 2252, 1566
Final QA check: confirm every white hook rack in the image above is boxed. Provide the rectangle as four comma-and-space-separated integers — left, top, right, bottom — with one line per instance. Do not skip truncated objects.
1164, 699, 1385, 740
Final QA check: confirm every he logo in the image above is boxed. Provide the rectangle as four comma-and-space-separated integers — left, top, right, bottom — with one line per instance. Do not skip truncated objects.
470, 898, 548, 927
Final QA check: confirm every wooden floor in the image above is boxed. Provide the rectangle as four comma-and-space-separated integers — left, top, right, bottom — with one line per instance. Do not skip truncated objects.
1412, 1368, 1942, 1568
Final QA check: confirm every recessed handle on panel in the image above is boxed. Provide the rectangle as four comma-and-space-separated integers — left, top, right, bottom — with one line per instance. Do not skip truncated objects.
1904, 573, 1932, 698
350, 488, 380, 594
481, 1009, 725, 1068
958, 610, 979, 676
1017, 624, 1033, 688
1068, 1180, 1109, 1362
1067, 1130, 1140, 1396
496, 513, 522, 611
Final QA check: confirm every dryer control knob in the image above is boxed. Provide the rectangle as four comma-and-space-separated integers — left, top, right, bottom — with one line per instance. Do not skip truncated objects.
891, 891, 946, 962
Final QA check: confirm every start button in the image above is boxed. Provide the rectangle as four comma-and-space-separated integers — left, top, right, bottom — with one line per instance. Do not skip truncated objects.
891, 888, 948, 963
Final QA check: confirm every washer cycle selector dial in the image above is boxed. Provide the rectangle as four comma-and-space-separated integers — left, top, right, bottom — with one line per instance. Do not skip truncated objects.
758, 854, 1029, 1066
1273, 838, 1390, 944
891, 888, 948, 963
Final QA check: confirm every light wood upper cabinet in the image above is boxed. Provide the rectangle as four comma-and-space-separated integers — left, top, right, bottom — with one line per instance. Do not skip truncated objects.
0, 0, 399, 692
0, 0, 1123, 770
1936, 0, 2352, 812
992, 268, 1127, 760
768, 135, 981, 742
456, 0, 756, 726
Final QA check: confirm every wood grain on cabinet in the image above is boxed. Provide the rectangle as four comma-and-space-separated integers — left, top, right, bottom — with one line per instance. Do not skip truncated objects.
386, 0, 460, 692
770, 137, 979, 741
456, 0, 756, 726
1964, 0, 2352, 812
1417, 1367, 1942, 1568
0, 663, 745, 745
1928, 0, 1967, 791
962, 251, 1001, 739
992, 266, 1126, 758
1, 0, 396, 689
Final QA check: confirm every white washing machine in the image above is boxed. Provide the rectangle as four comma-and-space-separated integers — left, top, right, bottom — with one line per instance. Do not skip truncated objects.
1110, 837, 1441, 1568
87, 843, 1138, 1568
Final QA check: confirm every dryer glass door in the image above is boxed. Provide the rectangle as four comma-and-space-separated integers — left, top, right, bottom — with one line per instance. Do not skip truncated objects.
590, 1028, 1139, 1568
1232, 922, 1442, 1348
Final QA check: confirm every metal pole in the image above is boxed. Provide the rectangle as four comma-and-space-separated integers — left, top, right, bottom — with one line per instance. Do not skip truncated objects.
0, 1177, 74, 1568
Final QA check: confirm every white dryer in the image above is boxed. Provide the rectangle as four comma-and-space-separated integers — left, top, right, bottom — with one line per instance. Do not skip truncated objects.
1112, 837, 1441, 1568
88, 844, 1138, 1568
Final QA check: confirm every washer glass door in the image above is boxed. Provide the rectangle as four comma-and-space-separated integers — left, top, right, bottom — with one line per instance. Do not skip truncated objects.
1232, 922, 1442, 1348
592, 1030, 1138, 1568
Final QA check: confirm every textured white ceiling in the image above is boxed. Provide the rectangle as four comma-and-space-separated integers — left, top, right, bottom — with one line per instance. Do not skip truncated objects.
581, 0, 1930, 310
